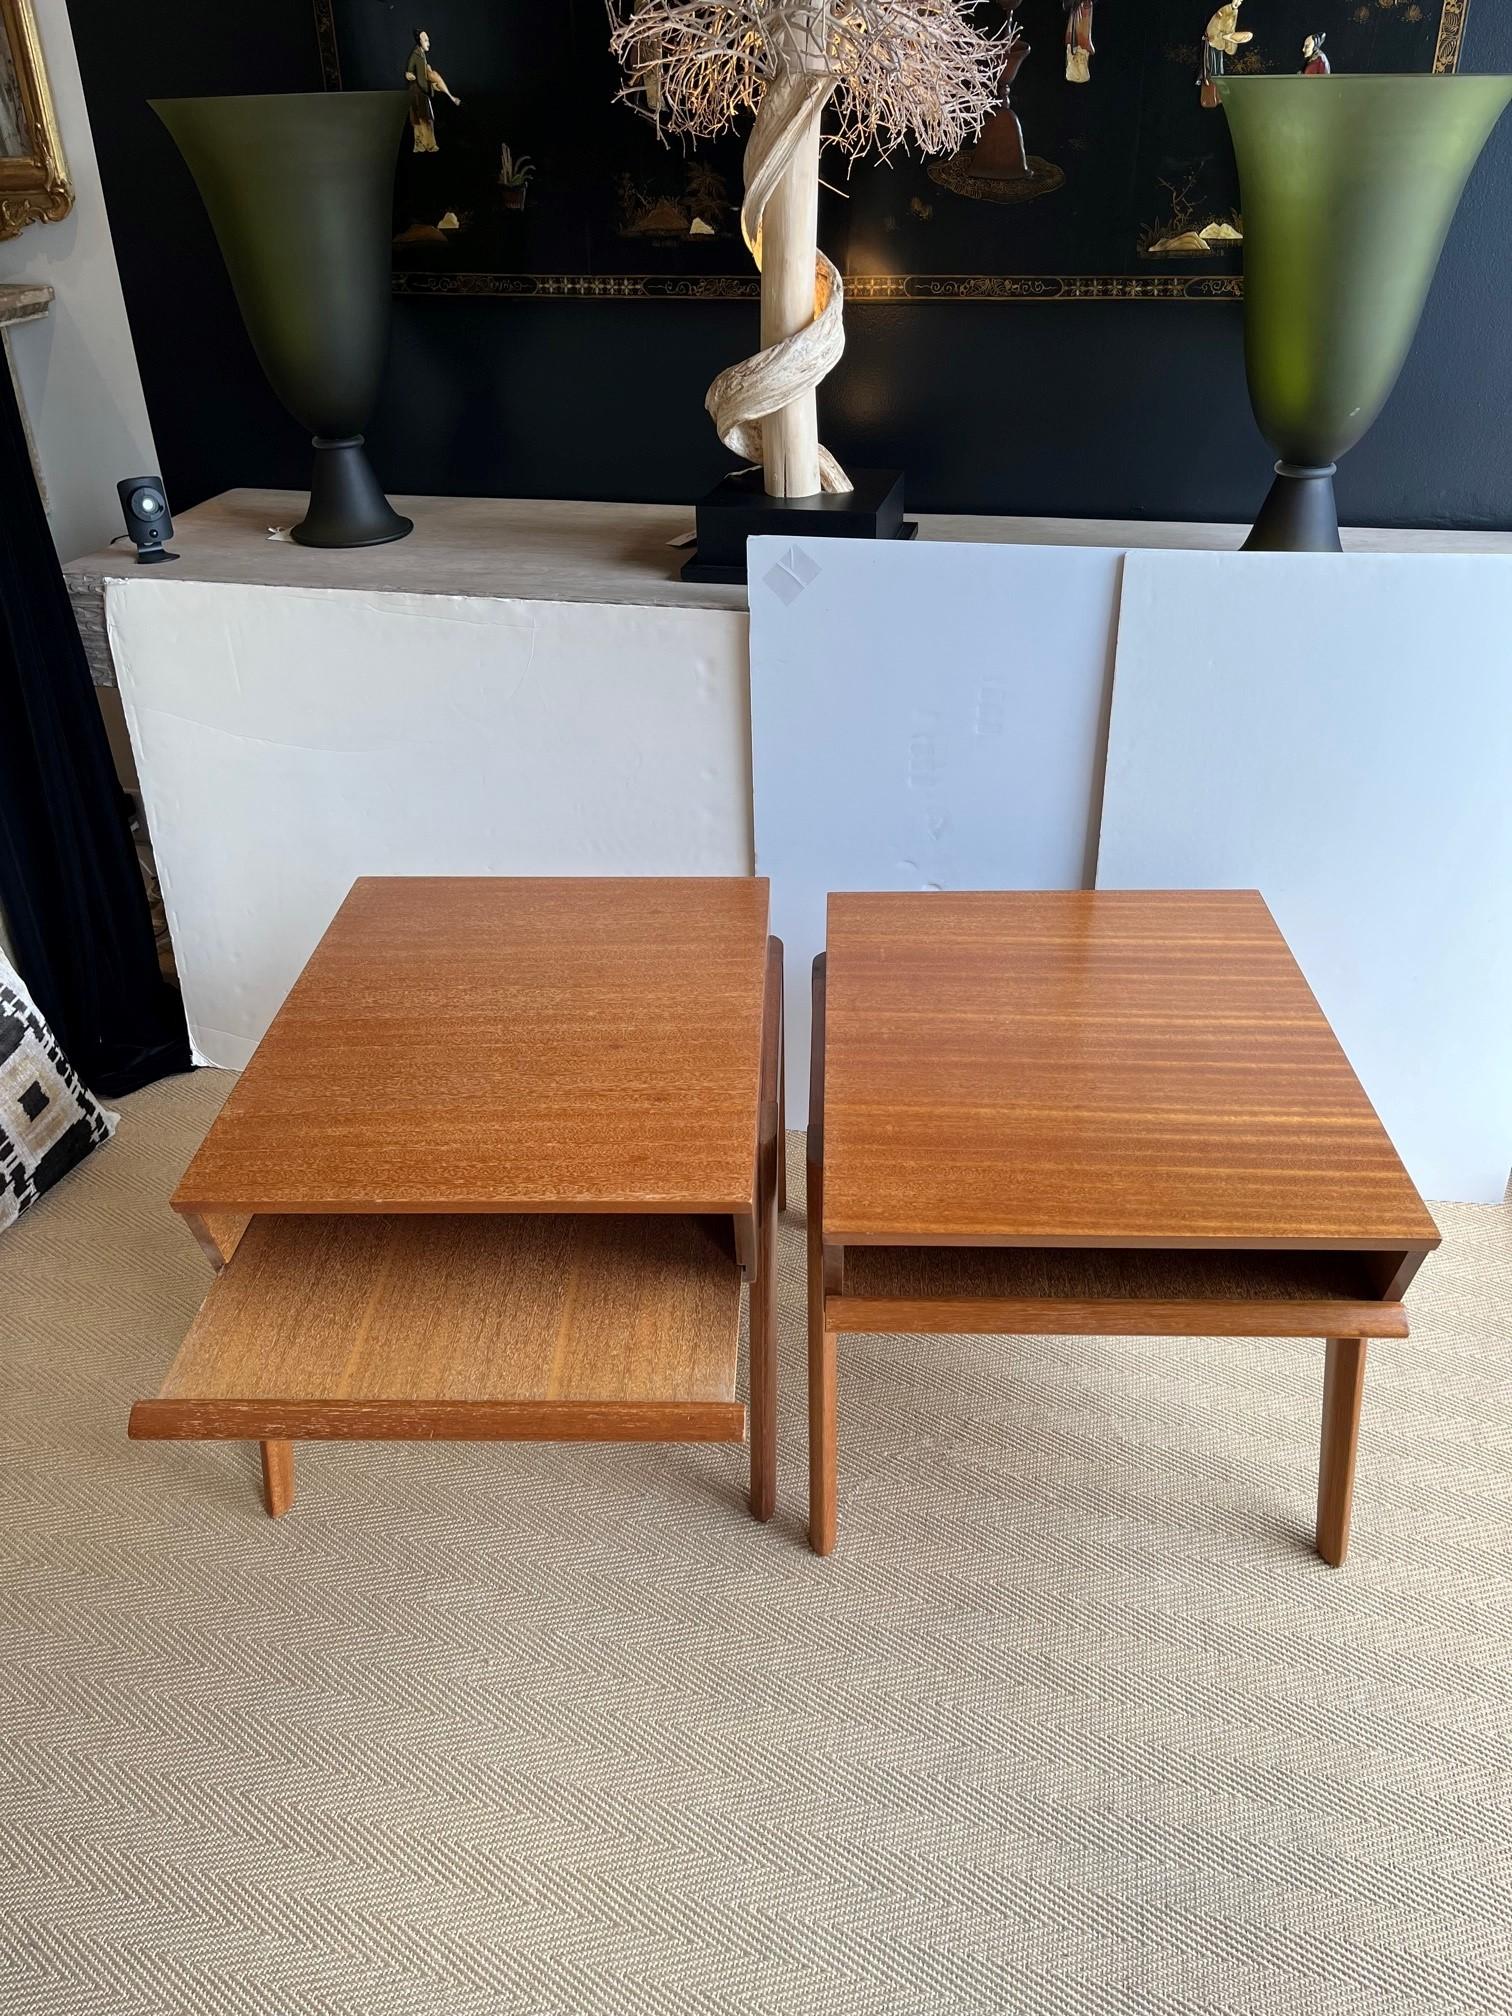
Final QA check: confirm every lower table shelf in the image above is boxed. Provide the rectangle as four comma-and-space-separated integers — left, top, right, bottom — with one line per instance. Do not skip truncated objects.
834, 1242, 1409, 1338
130, 1211, 747, 1444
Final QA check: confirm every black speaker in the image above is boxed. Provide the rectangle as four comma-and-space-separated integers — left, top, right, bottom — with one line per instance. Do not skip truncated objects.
116, 476, 178, 565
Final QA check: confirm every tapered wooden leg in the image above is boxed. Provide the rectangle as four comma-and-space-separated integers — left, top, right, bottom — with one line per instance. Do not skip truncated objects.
809, 1325, 837, 1556
1316, 1338, 1367, 1567
777, 1034, 788, 1215
748, 1153, 778, 1524
260, 1439, 295, 1518
806, 951, 835, 1554
749, 935, 782, 1522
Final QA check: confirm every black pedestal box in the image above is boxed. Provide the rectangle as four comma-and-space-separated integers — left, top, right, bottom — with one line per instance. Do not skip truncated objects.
680, 468, 918, 584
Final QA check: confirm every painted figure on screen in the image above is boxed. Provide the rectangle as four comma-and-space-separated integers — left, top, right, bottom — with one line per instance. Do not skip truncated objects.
977, 16, 1032, 178
406, 28, 461, 154
930, 7, 1065, 205
1301, 33, 1331, 76
1063, 1, 1096, 84
1200, 2, 1254, 108
315, 0, 1466, 299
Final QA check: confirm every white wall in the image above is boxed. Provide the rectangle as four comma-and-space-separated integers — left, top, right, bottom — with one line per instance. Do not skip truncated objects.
0, 0, 154, 560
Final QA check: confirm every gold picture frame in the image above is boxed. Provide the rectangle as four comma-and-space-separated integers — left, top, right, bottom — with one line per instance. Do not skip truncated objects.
0, 0, 71, 241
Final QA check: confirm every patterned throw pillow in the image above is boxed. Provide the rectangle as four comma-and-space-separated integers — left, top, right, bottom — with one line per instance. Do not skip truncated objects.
0, 953, 118, 1234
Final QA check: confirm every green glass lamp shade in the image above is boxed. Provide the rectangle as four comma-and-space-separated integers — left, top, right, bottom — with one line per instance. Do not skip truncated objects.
1218, 76, 1512, 551
153, 92, 412, 548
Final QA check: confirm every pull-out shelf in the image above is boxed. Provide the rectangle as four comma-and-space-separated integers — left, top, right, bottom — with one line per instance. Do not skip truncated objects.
130, 1212, 747, 1456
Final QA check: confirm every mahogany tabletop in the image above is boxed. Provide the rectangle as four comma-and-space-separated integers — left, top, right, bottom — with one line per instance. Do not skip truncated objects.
174, 876, 771, 1216
822, 890, 1439, 1253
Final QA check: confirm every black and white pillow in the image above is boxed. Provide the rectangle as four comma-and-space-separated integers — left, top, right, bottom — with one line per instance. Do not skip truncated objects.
0, 953, 118, 1234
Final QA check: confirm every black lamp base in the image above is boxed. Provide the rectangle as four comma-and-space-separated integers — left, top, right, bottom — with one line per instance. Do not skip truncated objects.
292, 435, 413, 548
1243, 461, 1343, 554
680, 467, 917, 584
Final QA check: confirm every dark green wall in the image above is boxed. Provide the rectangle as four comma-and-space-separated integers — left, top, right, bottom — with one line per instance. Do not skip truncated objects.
73, 3, 1512, 528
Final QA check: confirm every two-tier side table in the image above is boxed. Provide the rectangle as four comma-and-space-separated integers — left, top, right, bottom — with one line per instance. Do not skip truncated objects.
806, 890, 1439, 1563
131, 877, 783, 1522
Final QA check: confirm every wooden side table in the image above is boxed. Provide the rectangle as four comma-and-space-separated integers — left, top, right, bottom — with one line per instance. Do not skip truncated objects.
131, 877, 782, 1522
807, 891, 1439, 1563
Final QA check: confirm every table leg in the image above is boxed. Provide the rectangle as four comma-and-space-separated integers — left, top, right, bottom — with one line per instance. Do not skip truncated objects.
777, 1015, 788, 1216
748, 934, 783, 1522
1316, 1338, 1367, 1567
180, 1208, 251, 1272
806, 1145, 836, 1555
749, 1145, 778, 1524
806, 951, 836, 1555
260, 1439, 295, 1518
809, 1323, 837, 1556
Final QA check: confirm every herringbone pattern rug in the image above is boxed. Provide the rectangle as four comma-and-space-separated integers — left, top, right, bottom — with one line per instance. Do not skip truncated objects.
3, 1069, 1510, 2014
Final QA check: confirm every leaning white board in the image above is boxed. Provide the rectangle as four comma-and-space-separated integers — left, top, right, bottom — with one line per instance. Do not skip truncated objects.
1097, 549, 1512, 1204
748, 535, 1126, 1120
108, 578, 752, 1068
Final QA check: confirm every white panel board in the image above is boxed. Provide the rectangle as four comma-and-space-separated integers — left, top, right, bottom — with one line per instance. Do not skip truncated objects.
109, 579, 751, 1068
748, 535, 1126, 1120
1098, 549, 1512, 1204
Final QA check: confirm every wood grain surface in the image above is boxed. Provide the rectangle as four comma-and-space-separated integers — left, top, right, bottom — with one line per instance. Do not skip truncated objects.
825, 1296, 1406, 1340
133, 1399, 744, 1443
822, 890, 1440, 1251
833, 1242, 1408, 1336
841, 1242, 1393, 1303
174, 877, 770, 1216
133, 1211, 744, 1440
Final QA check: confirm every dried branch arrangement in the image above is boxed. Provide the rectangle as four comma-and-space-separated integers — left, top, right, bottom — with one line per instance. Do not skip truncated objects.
608, 1, 1002, 498
610, 1, 1002, 162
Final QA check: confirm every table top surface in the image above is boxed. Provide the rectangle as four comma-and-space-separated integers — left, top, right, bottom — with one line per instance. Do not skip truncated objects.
821, 890, 1439, 1252
174, 876, 771, 1217
66, 491, 1512, 626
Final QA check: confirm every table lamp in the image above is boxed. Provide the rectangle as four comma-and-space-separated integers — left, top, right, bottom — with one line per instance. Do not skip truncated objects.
609, 0, 1000, 581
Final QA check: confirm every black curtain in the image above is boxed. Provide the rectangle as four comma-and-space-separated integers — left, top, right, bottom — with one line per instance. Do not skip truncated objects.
0, 365, 190, 1097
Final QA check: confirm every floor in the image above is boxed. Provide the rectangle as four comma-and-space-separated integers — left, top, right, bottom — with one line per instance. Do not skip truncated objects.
3, 1068, 1511, 2015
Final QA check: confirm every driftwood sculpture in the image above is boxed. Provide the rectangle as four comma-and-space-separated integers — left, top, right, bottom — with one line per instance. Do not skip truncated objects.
608, 2, 1000, 498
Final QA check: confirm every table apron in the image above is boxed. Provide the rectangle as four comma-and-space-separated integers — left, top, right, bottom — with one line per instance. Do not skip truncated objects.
824, 1295, 1409, 1339
130, 1397, 749, 1443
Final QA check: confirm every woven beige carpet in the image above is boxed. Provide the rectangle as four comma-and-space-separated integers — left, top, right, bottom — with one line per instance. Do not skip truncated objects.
3, 1069, 1511, 2015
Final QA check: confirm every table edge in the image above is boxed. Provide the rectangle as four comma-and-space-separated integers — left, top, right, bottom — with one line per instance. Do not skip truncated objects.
817, 1228, 1443, 1255
173, 1194, 758, 1219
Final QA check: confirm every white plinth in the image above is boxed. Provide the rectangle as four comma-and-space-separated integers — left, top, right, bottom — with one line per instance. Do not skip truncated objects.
77, 493, 1512, 1109
106, 574, 751, 1068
